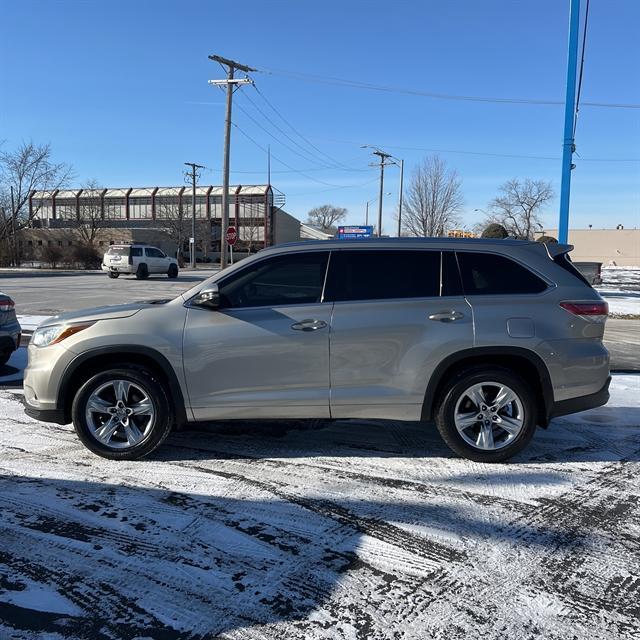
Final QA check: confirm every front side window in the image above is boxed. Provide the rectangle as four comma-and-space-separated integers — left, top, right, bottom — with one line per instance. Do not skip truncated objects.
145, 248, 164, 258
219, 251, 329, 309
457, 252, 547, 295
325, 250, 440, 302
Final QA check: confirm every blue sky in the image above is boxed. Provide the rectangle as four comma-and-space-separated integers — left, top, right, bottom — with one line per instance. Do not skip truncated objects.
1, 0, 638, 230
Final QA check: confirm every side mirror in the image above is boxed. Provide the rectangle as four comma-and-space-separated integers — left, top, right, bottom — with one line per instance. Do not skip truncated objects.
191, 284, 220, 310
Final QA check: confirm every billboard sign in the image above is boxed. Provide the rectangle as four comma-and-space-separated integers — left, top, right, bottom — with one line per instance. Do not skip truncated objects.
336, 225, 374, 239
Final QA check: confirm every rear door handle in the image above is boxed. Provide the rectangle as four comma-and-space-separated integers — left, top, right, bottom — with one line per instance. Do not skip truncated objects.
428, 310, 465, 322
291, 319, 328, 332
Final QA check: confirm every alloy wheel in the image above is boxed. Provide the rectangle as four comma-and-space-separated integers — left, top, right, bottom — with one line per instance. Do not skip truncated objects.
453, 381, 525, 451
85, 379, 155, 449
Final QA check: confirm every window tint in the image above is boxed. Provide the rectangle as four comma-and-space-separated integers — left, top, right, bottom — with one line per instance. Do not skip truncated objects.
219, 252, 329, 309
442, 251, 464, 296
457, 252, 547, 295
131, 247, 143, 257
553, 254, 592, 287
145, 247, 163, 258
325, 250, 440, 302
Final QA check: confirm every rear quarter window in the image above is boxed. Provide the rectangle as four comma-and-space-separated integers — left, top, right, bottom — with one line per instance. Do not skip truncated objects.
553, 254, 592, 287
457, 252, 548, 295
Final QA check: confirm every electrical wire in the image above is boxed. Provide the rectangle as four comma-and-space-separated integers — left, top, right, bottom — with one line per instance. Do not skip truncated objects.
258, 65, 640, 109
574, 0, 591, 137
231, 121, 377, 189
252, 85, 368, 172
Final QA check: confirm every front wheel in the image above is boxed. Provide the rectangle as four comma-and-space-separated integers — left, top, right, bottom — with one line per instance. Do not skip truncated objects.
434, 367, 537, 463
71, 367, 173, 460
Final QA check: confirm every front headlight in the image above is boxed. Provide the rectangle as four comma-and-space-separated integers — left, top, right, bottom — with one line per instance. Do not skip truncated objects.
31, 322, 95, 347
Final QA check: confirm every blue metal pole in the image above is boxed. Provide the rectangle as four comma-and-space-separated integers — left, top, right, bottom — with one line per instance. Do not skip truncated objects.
558, 0, 581, 244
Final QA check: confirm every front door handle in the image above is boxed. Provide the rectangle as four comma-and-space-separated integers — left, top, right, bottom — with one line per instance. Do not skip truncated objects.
428, 310, 465, 323
291, 319, 328, 332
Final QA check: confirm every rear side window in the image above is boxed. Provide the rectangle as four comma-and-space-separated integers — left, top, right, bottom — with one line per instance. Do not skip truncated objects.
325, 250, 440, 302
457, 252, 547, 295
553, 254, 592, 287
131, 248, 143, 257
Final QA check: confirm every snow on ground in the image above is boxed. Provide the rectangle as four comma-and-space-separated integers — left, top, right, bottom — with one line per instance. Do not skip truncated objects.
598, 291, 640, 318
601, 266, 640, 291
0, 375, 638, 639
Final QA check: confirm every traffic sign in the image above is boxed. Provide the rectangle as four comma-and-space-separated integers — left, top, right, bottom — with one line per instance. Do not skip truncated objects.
225, 226, 237, 246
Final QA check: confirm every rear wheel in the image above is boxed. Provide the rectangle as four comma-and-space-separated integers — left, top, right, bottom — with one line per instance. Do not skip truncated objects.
136, 263, 149, 280
108, 271, 120, 279
167, 263, 178, 279
434, 367, 537, 463
71, 367, 173, 460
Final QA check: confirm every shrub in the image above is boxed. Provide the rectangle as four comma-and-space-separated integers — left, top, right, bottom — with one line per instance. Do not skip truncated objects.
536, 235, 558, 244
41, 244, 64, 268
72, 244, 102, 269
481, 223, 508, 239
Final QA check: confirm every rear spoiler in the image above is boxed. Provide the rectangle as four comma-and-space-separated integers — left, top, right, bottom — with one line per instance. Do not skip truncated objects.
541, 242, 573, 259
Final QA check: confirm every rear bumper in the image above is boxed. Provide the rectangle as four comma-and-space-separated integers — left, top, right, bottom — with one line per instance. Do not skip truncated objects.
549, 376, 611, 420
101, 264, 133, 274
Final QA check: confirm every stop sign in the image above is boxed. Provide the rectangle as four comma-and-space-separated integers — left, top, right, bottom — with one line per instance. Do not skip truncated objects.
225, 226, 237, 246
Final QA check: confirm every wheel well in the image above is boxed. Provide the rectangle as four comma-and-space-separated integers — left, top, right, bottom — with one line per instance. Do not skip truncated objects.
60, 352, 187, 426
422, 353, 551, 425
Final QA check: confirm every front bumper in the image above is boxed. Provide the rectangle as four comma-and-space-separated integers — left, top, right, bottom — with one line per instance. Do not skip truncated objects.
24, 404, 68, 424
549, 376, 611, 419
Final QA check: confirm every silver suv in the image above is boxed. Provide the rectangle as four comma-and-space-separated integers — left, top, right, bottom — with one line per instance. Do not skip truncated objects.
24, 238, 610, 463
102, 243, 179, 279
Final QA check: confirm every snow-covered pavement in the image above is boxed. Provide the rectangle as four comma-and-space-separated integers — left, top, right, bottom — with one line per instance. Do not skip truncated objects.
0, 375, 639, 639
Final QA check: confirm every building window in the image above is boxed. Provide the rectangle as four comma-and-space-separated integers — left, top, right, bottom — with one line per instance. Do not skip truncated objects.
37, 240, 43, 246
103, 198, 126, 219
129, 197, 152, 219
68, 241, 73, 246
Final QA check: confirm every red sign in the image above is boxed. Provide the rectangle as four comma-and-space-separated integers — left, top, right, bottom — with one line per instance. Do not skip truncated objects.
225, 226, 237, 246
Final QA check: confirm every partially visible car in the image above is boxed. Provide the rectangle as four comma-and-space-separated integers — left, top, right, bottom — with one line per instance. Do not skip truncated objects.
102, 244, 179, 279
573, 261, 603, 286
0, 294, 21, 367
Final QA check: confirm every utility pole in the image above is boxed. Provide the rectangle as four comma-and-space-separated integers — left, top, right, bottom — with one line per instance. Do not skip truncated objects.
558, 0, 581, 244
184, 162, 205, 269
267, 145, 271, 185
208, 55, 255, 269
396, 158, 404, 237
372, 150, 392, 237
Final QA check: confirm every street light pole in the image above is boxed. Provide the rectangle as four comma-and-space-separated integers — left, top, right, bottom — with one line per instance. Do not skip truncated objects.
558, 0, 581, 244
396, 158, 404, 237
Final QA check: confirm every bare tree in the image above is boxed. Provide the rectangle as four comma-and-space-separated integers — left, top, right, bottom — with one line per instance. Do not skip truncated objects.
68, 180, 106, 247
307, 204, 347, 232
402, 156, 464, 237
157, 199, 189, 266
482, 178, 554, 239
0, 142, 72, 264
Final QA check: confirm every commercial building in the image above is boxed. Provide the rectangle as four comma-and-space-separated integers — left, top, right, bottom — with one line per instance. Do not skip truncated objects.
539, 228, 639, 266
26, 184, 302, 258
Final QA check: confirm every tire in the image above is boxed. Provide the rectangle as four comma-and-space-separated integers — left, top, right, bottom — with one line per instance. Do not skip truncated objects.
108, 271, 120, 279
167, 264, 178, 279
135, 263, 149, 280
71, 367, 173, 460
0, 351, 11, 367
434, 367, 537, 463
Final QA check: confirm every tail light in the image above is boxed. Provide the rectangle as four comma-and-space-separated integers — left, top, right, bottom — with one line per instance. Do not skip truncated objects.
560, 301, 608, 322
0, 298, 14, 312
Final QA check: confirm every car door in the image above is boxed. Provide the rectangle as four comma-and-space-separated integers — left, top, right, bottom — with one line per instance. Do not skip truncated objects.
144, 247, 163, 273
325, 249, 474, 420
182, 250, 332, 420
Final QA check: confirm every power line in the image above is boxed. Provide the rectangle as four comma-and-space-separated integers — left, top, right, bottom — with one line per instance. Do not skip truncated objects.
574, 0, 591, 137
231, 121, 377, 189
251, 84, 366, 172
258, 65, 640, 109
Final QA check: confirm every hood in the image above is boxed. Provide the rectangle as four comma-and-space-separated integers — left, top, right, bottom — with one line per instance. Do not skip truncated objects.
37, 301, 161, 328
